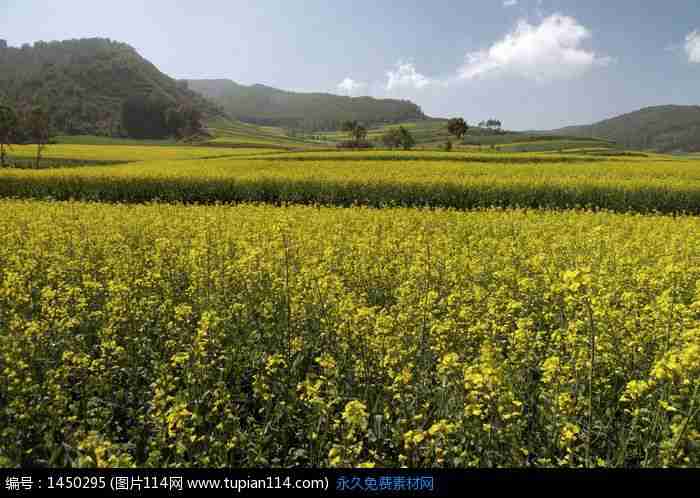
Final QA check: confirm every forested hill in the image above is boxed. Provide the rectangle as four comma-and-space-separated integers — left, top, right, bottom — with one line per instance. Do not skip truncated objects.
186, 79, 428, 130
0, 38, 224, 136
550, 105, 700, 152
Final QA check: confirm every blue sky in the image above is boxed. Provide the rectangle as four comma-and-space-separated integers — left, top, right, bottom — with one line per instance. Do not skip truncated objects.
2, 0, 700, 129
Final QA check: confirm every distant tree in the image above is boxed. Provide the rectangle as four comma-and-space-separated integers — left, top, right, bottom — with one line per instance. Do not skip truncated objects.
447, 118, 469, 140
27, 106, 50, 168
444, 138, 453, 152
381, 128, 403, 149
354, 124, 367, 142
398, 126, 416, 150
486, 119, 502, 131
0, 105, 18, 168
342, 120, 368, 145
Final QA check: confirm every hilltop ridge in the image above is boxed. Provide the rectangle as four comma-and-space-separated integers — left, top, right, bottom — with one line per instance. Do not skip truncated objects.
186, 78, 428, 131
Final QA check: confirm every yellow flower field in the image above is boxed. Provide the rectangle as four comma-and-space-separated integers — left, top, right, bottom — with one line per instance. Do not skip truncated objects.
1, 152, 700, 212
2, 200, 700, 467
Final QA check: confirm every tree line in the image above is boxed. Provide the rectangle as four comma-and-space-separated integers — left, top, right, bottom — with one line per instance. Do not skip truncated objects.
337, 116, 504, 151
339, 120, 417, 150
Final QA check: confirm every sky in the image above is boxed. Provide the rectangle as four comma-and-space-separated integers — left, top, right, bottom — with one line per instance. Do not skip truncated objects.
2, 0, 700, 129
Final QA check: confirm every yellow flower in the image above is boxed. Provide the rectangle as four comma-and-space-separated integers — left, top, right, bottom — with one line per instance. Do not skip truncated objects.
342, 400, 369, 431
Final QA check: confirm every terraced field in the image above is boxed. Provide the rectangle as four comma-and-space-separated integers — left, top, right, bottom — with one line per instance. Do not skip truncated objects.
204, 118, 330, 149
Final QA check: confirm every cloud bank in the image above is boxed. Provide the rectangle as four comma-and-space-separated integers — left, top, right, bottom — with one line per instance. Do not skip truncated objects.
385, 62, 432, 91
338, 14, 609, 98
458, 14, 610, 83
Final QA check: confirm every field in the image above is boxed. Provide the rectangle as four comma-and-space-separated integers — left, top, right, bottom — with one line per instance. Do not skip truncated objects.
1, 150, 699, 213
6, 143, 280, 162
2, 140, 700, 468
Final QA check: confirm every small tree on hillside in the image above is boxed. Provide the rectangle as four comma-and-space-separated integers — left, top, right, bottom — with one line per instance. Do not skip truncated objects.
341, 120, 368, 146
28, 106, 50, 168
447, 118, 468, 141
381, 128, 403, 149
398, 126, 415, 150
0, 105, 17, 168
354, 124, 367, 143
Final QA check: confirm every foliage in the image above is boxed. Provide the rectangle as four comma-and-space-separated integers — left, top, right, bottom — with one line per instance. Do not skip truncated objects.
381, 128, 403, 149
120, 97, 203, 140
341, 121, 367, 142
380, 127, 415, 150
447, 118, 468, 140
3, 201, 700, 467
398, 126, 416, 150
0, 38, 224, 137
339, 121, 370, 148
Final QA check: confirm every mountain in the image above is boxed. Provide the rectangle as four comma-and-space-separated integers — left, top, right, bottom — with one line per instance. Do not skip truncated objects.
549, 105, 700, 152
186, 79, 428, 131
0, 38, 224, 136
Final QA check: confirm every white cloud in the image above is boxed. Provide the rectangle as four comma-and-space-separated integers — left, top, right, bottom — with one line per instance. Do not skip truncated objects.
337, 78, 367, 96
385, 62, 432, 91
503, 0, 518, 7
458, 14, 611, 83
685, 30, 700, 63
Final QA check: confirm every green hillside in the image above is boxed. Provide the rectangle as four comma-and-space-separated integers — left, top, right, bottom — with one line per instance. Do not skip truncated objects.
550, 105, 700, 152
0, 38, 225, 136
186, 79, 427, 130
